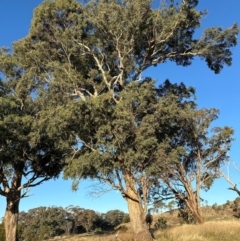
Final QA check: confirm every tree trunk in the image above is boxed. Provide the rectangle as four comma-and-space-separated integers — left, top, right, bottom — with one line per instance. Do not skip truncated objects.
124, 173, 153, 241
195, 156, 203, 223
185, 192, 204, 224
168, 176, 204, 224
193, 209, 204, 224
188, 206, 204, 224
178, 163, 204, 225
4, 197, 20, 241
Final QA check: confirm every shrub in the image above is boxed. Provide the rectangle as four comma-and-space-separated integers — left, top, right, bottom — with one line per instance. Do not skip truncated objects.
0, 222, 5, 241
155, 216, 167, 229
178, 207, 195, 224
212, 203, 218, 210
122, 214, 130, 223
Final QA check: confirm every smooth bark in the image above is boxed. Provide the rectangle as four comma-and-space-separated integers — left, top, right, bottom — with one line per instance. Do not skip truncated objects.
124, 173, 153, 241
172, 180, 204, 224
184, 190, 204, 224
3, 171, 22, 241
4, 196, 20, 241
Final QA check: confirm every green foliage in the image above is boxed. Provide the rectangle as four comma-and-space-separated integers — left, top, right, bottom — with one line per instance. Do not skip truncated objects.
15, 0, 239, 85
0, 52, 69, 191
232, 197, 240, 219
76, 209, 99, 233
157, 106, 234, 224
0, 47, 73, 241
105, 210, 125, 228
17, 206, 129, 240
61, 79, 199, 215
122, 214, 130, 223
212, 203, 218, 210
19, 207, 66, 241
178, 206, 195, 224
2, 0, 238, 237
155, 216, 167, 229
0, 222, 5, 241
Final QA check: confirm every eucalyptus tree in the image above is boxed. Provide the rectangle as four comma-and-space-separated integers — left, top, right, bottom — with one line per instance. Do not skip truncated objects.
105, 210, 125, 228
19, 207, 66, 241
12, 0, 239, 240
159, 108, 234, 223
0, 49, 71, 241
64, 79, 197, 239
76, 209, 99, 233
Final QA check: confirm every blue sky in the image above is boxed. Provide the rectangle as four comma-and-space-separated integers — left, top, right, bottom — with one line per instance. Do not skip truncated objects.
0, 0, 240, 219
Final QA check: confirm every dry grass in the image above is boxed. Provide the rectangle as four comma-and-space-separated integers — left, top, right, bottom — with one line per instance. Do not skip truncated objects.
50, 232, 134, 241
155, 220, 240, 241
50, 220, 240, 241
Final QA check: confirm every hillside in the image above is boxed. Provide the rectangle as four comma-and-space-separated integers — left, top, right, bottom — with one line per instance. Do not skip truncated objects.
157, 201, 237, 227
44, 201, 240, 241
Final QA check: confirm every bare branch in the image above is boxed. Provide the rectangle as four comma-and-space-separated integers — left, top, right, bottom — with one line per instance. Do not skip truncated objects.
203, 151, 226, 168
17, 175, 51, 191
87, 183, 113, 198
218, 161, 240, 196
74, 40, 111, 91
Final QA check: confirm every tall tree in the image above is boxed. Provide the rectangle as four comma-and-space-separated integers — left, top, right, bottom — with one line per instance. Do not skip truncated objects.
12, 0, 239, 240
159, 108, 234, 223
76, 209, 99, 233
104, 210, 125, 228
65, 80, 198, 240
0, 49, 71, 241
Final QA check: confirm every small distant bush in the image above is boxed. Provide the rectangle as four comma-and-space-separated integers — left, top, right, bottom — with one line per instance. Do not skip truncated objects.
212, 203, 218, 210
230, 203, 235, 209
226, 200, 231, 206
0, 222, 5, 241
232, 197, 240, 219
122, 214, 130, 223
155, 216, 167, 229
178, 208, 195, 224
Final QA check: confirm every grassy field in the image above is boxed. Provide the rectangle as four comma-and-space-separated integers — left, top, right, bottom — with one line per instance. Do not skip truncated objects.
48, 203, 240, 241
49, 220, 240, 241
155, 221, 240, 241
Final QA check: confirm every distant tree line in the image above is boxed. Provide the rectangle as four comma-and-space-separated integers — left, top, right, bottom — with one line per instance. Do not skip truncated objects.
0, 207, 129, 241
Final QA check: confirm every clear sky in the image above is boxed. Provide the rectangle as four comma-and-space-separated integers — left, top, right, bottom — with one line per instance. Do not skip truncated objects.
0, 0, 240, 219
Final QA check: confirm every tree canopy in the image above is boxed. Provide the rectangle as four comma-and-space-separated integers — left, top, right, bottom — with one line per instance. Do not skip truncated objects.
1, 0, 238, 240
0, 48, 71, 241
158, 108, 234, 223
14, 0, 239, 97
